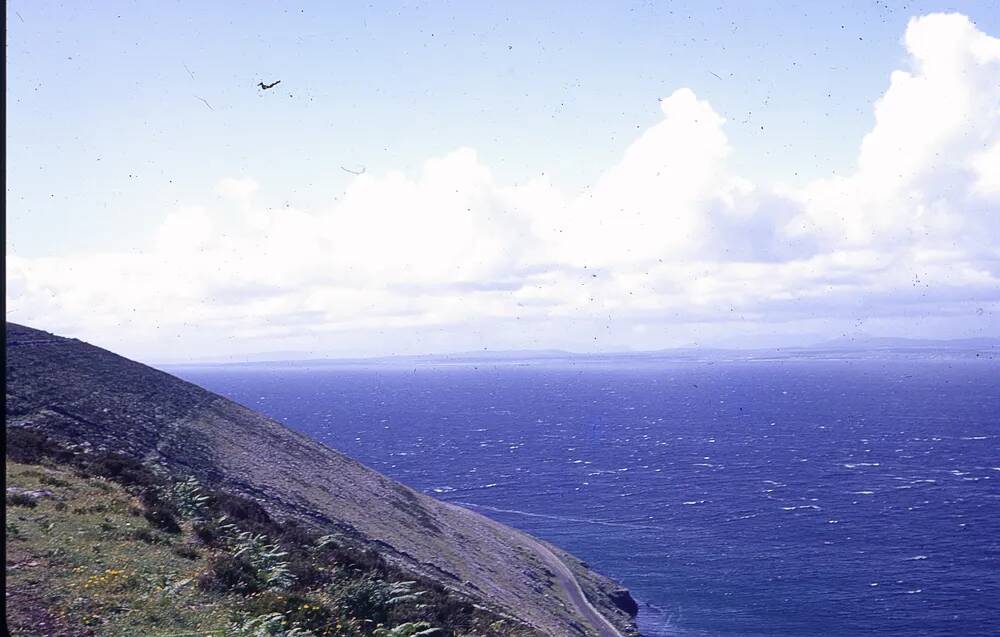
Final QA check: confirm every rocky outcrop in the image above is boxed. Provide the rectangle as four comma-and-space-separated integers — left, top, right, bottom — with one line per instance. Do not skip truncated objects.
5, 323, 641, 637
608, 588, 640, 617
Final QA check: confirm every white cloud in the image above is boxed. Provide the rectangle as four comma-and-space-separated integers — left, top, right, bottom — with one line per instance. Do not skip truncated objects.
216, 177, 259, 202
971, 140, 1000, 197
548, 88, 742, 266
792, 13, 1000, 250
155, 206, 215, 253
6, 13, 1000, 359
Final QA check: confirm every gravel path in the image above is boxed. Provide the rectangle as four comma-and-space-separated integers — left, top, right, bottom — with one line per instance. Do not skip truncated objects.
528, 539, 624, 637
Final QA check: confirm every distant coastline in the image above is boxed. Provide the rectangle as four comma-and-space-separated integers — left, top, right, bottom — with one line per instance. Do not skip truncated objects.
154, 336, 1000, 368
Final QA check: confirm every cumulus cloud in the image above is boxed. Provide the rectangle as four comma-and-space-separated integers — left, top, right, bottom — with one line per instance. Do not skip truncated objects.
216, 177, 260, 202
6, 13, 999, 359
791, 13, 1000, 251
547, 88, 744, 266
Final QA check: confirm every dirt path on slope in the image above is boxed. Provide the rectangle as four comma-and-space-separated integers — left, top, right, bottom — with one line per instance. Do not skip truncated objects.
527, 539, 624, 637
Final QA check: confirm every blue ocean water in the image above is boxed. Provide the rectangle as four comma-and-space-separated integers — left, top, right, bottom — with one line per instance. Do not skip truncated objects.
170, 357, 1000, 636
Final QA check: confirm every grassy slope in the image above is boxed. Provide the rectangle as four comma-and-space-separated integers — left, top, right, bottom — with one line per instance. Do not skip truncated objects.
6, 460, 231, 636
5, 445, 535, 637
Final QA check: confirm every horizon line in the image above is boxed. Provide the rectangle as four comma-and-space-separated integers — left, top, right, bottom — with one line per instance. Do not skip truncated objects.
150, 335, 1000, 367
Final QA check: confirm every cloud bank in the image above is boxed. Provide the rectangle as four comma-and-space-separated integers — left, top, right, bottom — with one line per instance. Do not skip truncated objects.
7, 14, 999, 359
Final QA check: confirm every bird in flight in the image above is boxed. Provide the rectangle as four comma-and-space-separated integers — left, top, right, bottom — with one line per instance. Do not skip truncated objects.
258, 80, 281, 90
341, 166, 366, 176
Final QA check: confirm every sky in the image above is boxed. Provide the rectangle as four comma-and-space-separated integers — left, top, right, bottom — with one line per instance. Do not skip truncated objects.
6, 1, 1000, 361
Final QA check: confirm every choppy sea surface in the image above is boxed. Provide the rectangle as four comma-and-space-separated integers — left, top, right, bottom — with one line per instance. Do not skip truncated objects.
170, 356, 1000, 636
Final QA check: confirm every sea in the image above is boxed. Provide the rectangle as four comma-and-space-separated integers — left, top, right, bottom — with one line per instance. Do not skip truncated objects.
168, 354, 1000, 636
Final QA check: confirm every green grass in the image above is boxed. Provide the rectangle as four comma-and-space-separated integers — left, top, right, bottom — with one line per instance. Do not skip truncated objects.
6, 461, 233, 636
5, 432, 537, 637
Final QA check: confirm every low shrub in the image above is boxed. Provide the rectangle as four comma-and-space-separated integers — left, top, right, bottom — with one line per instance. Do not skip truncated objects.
279, 519, 317, 547
171, 476, 210, 519
72, 503, 108, 514
86, 453, 159, 488
6, 492, 38, 508
240, 592, 338, 634
143, 504, 181, 534
329, 575, 413, 624
198, 554, 261, 594
38, 473, 71, 487
192, 515, 239, 547
374, 622, 440, 637
135, 485, 182, 533
172, 543, 201, 560
6, 428, 72, 464
193, 519, 224, 546
231, 531, 297, 590
284, 554, 330, 591
138, 486, 167, 509
240, 590, 298, 616
231, 612, 326, 637
215, 492, 273, 528
130, 527, 160, 544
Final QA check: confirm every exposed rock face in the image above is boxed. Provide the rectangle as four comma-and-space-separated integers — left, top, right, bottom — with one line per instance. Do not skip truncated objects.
608, 588, 640, 617
5, 323, 641, 637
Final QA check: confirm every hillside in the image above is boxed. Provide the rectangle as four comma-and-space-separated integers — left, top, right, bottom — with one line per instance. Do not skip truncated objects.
4, 323, 640, 636
6, 449, 535, 637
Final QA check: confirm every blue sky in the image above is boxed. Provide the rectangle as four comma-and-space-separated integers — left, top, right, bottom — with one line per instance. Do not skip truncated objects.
6, 2, 1000, 359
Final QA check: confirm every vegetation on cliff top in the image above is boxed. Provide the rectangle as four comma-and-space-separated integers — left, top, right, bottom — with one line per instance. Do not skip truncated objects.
5, 428, 537, 637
